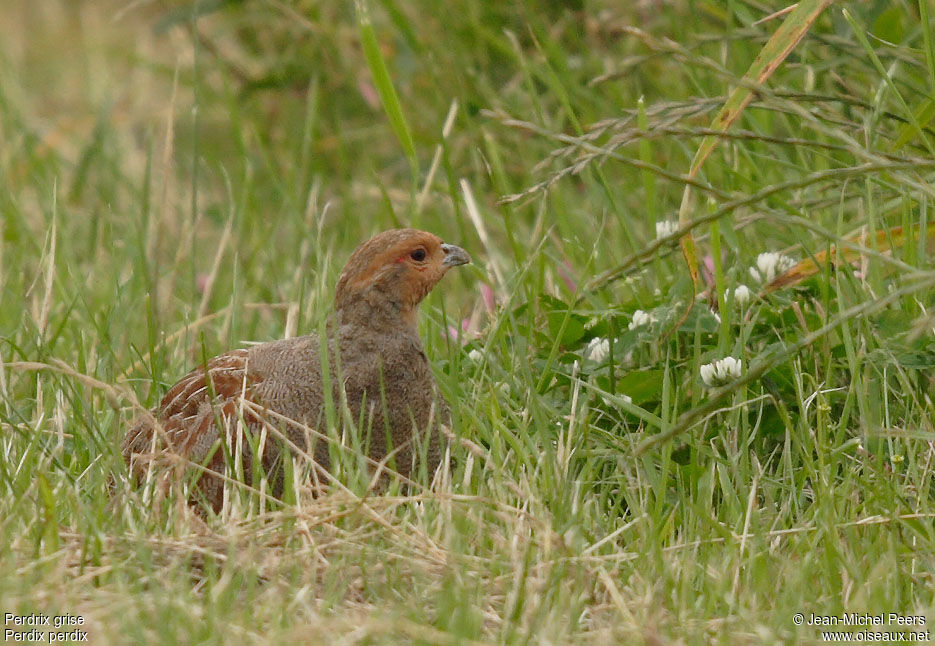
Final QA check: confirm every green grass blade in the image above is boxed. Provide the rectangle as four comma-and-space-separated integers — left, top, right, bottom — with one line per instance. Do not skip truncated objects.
842, 7, 935, 155
356, 0, 418, 181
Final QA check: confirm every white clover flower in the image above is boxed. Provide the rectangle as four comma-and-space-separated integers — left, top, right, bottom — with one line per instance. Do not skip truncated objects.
748, 252, 795, 283
655, 220, 678, 239
729, 284, 753, 306
467, 349, 484, 363
700, 356, 743, 387
585, 337, 610, 362
629, 309, 655, 331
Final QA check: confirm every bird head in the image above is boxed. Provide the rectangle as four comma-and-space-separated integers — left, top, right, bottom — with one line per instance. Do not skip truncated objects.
334, 229, 471, 328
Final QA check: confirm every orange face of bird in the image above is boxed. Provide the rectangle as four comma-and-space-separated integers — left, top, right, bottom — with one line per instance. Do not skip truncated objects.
335, 229, 471, 320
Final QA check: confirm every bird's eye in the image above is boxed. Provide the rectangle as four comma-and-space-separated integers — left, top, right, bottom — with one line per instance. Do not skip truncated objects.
410, 248, 427, 262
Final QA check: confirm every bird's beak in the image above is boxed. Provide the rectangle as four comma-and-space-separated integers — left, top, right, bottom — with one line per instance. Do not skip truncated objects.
441, 243, 471, 267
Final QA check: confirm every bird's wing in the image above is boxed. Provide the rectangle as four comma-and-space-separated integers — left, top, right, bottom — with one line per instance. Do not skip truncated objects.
122, 348, 266, 465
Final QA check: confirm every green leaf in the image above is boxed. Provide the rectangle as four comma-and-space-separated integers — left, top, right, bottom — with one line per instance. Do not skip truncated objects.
614, 368, 665, 405
872, 6, 904, 45
546, 310, 587, 347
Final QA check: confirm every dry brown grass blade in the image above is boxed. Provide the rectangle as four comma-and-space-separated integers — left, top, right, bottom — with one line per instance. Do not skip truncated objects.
766, 221, 935, 292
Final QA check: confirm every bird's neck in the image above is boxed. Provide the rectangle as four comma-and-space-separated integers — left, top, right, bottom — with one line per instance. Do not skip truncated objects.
334, 291, 419, 335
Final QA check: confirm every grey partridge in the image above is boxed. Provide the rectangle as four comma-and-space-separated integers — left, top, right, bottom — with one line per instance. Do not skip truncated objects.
122, 229, 471, 511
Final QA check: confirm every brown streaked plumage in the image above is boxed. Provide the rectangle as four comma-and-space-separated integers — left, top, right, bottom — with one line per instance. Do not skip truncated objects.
122, 229, 471, 511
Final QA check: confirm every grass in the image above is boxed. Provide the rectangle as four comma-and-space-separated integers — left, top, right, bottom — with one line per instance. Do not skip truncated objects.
3, 0, 935, 643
